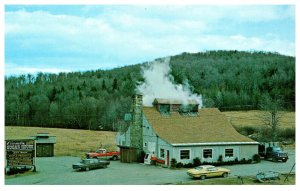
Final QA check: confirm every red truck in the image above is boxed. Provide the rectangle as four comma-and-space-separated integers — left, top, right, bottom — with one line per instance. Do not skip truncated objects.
86, 149, 120, 160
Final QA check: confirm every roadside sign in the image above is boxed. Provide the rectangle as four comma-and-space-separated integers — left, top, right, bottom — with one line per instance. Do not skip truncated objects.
5, 139, 36, 172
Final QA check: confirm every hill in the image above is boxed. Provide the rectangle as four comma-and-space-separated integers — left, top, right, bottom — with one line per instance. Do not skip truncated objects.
5, 50, 295, 131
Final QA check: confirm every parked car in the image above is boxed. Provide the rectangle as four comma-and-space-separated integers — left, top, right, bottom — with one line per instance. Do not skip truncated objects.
187, 165, 230, 180
72, 158, 110, 171
259, 144, 288, 162
86, 149, 120, 160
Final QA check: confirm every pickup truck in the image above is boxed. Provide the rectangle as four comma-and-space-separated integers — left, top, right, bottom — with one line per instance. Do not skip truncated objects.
259, 145, 288, 162
86, 149, 120, 160
265, 147, 288, 162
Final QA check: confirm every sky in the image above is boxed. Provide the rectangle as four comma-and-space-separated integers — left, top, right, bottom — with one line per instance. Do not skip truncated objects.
4, 4, 295, 76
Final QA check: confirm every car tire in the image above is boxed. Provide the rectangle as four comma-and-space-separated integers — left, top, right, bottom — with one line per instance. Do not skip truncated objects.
85, 167, 89, 171
93, 156, 97, 159
112, 156, 117, 161
222, 172, 228, 178
282, 159, 287, 162
200, 175, 206, 180
103, 165, 107, 168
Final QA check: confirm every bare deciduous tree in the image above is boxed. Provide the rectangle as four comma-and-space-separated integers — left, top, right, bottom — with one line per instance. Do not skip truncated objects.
259, 95, 284, 142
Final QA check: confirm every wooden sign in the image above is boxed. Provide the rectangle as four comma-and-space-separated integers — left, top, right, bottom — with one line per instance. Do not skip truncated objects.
5, 139, 36, 170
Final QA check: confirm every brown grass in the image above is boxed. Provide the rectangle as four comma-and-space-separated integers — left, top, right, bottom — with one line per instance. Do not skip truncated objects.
223, 110, 295, 129
5, 126, 117, 157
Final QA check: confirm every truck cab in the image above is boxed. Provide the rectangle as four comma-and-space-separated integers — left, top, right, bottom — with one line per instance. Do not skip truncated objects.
95, 149, 106, 154
265, 147, 288, 162
86, 149, 120, 160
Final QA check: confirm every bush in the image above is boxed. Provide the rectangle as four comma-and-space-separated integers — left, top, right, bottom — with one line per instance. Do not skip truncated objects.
234, 157, 239, 163
193, 157, 201, 167
240, 158, 246, 164
235, 126, 258, 136
278, 128, 295, 141
217, 155, 223, 163
171, 158, 177, 168
253, 154, 261, 163
243, 126, 257, 135
183, 163, 193, 168
176, 162, 183, 168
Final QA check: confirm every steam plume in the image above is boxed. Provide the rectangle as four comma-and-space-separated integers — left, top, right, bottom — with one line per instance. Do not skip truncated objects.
137, 57, 203, 107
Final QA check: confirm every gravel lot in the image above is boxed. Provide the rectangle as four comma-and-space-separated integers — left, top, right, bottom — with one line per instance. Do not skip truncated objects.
5, 149, 295, 185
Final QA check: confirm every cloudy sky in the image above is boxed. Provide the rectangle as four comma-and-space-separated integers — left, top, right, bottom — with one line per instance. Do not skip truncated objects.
5, 5, 295, 76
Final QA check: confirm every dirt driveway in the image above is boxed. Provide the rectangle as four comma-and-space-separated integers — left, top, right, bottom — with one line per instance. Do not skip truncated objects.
5, 150, 295, 185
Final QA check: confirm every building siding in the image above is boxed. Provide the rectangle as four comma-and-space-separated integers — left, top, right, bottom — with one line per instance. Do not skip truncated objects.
172, 144, 257, 164
116, 127, 131, 147
143, 116, 174, 165
239, 144, 258, 159
140, 114, 258, 165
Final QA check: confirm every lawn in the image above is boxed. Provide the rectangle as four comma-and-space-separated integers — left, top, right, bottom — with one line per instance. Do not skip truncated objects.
223, 110, 295, 129
5, 126, 117, 157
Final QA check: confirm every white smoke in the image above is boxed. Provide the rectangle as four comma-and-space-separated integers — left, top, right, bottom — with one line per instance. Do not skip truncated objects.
137, 57, 203, 107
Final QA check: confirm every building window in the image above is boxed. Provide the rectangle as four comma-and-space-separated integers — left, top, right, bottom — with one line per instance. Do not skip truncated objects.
144, 142, 147, 147
225, 149, 234, 157
180, 150, 190, 159
160, 148, 165, 158
203, 149, 212, 158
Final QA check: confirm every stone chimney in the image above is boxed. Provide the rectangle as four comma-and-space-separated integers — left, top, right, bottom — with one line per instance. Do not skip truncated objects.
130, 94, 143, 150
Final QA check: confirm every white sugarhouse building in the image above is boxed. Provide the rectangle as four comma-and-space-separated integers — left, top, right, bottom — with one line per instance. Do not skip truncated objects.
117, 94, 259, 166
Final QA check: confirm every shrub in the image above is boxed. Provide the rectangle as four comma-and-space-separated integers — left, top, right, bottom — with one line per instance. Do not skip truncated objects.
234, 157, 239, 163
176, 162, 183, 168
235, 126, 258, 137
202, 161, 209, 165
170, 158, 177, 168
278, 128, 295, 141
193, 157, 201, 167
240, 158, 246, 164
252, 154, 261, 163
183, 163, 193, 168
217, 155, 223, 163
243, 126, 257, 135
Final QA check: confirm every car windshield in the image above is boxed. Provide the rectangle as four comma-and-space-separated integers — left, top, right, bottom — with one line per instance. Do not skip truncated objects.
273, 147, 281, 152
194, 166, 203, 170
82, 160, 91, 164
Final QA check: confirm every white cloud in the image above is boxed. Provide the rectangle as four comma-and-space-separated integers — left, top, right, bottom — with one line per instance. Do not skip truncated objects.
5, 5, 295, 75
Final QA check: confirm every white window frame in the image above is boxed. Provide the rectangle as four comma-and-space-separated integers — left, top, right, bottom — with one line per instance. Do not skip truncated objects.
203, 148, 213, 159
225, 148, 234, 158
160, 148, 165, 158
179, 149, 191, 160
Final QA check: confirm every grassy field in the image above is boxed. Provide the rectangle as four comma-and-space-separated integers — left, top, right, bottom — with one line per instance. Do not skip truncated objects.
5, 126, 117, 157
223, 110, 295, 129
4, 110, 295, 157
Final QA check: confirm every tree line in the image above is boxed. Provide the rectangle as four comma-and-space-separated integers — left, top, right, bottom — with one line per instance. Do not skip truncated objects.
5, 50, 295, 131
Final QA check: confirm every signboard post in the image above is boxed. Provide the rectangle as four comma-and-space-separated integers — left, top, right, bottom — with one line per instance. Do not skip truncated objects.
5, 139, 36, 173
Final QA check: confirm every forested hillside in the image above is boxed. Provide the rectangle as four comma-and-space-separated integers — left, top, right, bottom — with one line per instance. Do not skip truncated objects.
5, 50, 295, 130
